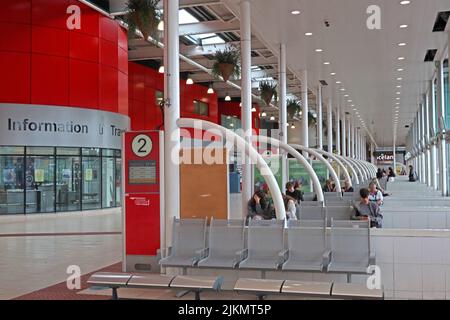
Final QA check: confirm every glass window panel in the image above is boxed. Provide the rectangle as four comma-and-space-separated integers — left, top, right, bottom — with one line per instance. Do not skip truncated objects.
27, 147, 54, 155
56, 156, 81, 212
102, 149, 114, 157
0, 155, 25, 214
102, 157, 115, 208
82, 148, 100, 156
114, 150, 121, 158
115, 158, 122, 207
57, 147, 80, 156
194, 100, 209, 116
0, 146, 25, 155
82, 157, 101, 210
25, 156, 55, 213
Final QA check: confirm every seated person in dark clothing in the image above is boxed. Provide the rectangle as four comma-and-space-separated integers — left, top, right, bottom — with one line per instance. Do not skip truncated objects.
323, 179, 336, 192
246, 190, 275, 222
376, 168, 383, 180
286, 181, 304, 203
352, 188, 383, 228
408, 165, 417, 182
342, 180, 354, 193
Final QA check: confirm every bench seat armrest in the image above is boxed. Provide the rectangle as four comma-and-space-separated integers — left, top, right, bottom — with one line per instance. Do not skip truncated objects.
236, 249, 248, 261
322, 250, 332, 269
160, 247, 172, 259
277, 249, 289, 267
193, 248, 209, 264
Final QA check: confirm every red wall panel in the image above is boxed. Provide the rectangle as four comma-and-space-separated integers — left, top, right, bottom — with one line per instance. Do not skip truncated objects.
69, 32, 99, 63
32, 0, 69, 30
0, 22, 31, 53
0, 0, 128, 116
0, 0, 31, 24
31, 54, 69, 105
69, 59, 99, 109
0, 52, 30, 104
32, 26, 69, 57
100, 66, 118, 112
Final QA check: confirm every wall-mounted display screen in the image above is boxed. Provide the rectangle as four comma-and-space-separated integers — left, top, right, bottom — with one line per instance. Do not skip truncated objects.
128, 160, 157, 185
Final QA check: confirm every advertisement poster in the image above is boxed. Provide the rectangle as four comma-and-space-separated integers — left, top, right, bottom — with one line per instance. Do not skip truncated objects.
84, 169, 93, 181
254, 155, 282, 191
34, 169, 45, 183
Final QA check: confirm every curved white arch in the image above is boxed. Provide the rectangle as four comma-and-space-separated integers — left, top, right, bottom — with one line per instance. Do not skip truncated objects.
313, 149, 358, 185
254, 137, 325, 202
351, 158, 370, 180
364, 161, 377, 177
346, 157, 367, 182
178, 118, 286, 220
357, 159, 374, 179
289, 144, 342, 192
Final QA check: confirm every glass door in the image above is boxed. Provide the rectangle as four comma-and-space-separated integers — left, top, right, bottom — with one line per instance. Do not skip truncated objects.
56, 156, 81, 212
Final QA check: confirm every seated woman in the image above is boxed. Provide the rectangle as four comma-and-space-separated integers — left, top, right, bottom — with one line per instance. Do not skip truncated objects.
282, 194, 298, 220
323, 179, 336, 192
342, 180, 354, 193
285, 181, 304, 203
246, 190, 275, 222
352, 188, 383, 228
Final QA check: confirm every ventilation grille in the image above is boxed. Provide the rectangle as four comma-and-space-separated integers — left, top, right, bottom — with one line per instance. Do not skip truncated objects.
433, 11, 450, 32
424, 49, 438, 62
319, 80, 328, 86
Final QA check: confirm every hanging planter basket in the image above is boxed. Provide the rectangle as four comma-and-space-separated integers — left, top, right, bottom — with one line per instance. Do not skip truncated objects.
286, 99, 301, 119
125, 0, 161, 41
212, 46, 241, 82
259, 80, 277, 106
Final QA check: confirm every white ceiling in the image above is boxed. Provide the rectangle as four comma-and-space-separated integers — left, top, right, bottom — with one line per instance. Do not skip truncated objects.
223, 0, 450, 147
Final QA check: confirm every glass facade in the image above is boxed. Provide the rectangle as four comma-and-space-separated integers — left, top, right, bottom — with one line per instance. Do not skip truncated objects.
0, 146, 122, 215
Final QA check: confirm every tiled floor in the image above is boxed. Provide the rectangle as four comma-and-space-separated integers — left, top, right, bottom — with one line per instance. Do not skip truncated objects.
0, 209, 122, 300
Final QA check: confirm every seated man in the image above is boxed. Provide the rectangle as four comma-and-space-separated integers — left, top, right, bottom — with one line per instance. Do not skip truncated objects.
246, 190, 275, 223
368, 182, 384, 206
352, 188, 383, 228
342, 180, 354, 193
285, 181, 304, 203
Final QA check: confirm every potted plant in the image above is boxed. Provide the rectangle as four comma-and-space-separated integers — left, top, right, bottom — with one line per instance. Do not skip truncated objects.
286, 99, 301, 119
211, 46, 241, 82
260, 81, 278, 106
125, 0, 161, 41
308, 111, 317, 127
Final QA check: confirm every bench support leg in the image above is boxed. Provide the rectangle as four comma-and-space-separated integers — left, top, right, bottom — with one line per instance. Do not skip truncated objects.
257, 294, 266, 301
194, 290, 201, 301
111, 287, 119, 300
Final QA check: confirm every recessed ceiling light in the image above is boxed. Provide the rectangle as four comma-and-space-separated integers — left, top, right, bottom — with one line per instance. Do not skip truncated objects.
324, 62, 330, 65
396, 97, 401, 100
305, 32, 313, 36
270, 116, 275, 121
344, 94, 349, 97
398, 43, 407, 46
353, 108, 357, 111
351, 105, 355, 107
400, 24, 408, 29
315, 48, 323, 52
340, 88, 345, 91
291, 10, 301, 15
398, 57, 405, 60
397, 85, 402, 88
396, 92, 401, 95
330, 72, 336, 76
397, 68, 404, 72
400, 1, 411, 5
396, 103, 400, 105
336, 81, 341, 84
348, 100, 352, 102
397, 77, 403, 80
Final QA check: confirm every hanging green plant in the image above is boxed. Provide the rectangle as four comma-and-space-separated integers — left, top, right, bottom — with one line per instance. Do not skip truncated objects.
260, 81, 278, 106
211, 46, 241, 82
286, 99, 301, 119
125, 0, 161, 41
308, 111, 317, 127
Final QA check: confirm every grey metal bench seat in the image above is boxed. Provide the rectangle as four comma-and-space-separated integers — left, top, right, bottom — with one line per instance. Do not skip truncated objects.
281, 280, 333, 298
159, 218, 208, 272
87, 272, 223, 300
282, 220, 330, 272
331, 283, 384, 300
197, 219, 245, 269
234, 278, 284, 300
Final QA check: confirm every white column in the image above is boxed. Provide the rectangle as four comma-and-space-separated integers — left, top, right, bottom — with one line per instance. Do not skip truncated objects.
356, 129, 360, 160
430, 79, 438, 190
163, 0, 180, 242
351, 117, 355, 158
425, 93, 431, 187
436, 59, 447, 196
393, 139, 396, 174
279, 43, 288, 190
421, 99, 427, 184
301, 70, 309, 157
370, 142, 375, 164
317, 85, 323, 150
336, 101, 341, 155
347, 115, 351, 158
342, 110, 347, 157
240, 0, 253, 212
327, 97, 333, 154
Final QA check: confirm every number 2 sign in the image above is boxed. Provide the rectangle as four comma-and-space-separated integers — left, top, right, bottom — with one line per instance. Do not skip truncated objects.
131, 134, 153, 157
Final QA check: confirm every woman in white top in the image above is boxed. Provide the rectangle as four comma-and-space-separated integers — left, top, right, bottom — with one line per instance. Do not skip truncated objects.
283, 194, 298, 220
368, 182, 383, 206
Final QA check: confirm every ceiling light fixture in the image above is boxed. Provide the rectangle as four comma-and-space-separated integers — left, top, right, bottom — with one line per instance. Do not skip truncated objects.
399, 24, 408, 29
186, 74, 194, 85
397, 77, 403, 81
398, 57, 405, 60
291, 10, 301, 15
398, 43, 407, 46
400, 1, 411, 5
207, 83, 214, 94
324, 62, 330, 65
261, 112, 267, 117
225, 94, 231, 101
305, 32, 313, 36
315, 48, 323, 52
331, 72, 336, 76
270, 116, 275, 121
251, 107, 257, 112
158, 65, 164, 74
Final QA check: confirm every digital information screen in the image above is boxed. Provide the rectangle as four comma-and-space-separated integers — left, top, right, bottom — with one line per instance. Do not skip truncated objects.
128, 160, 157, 185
